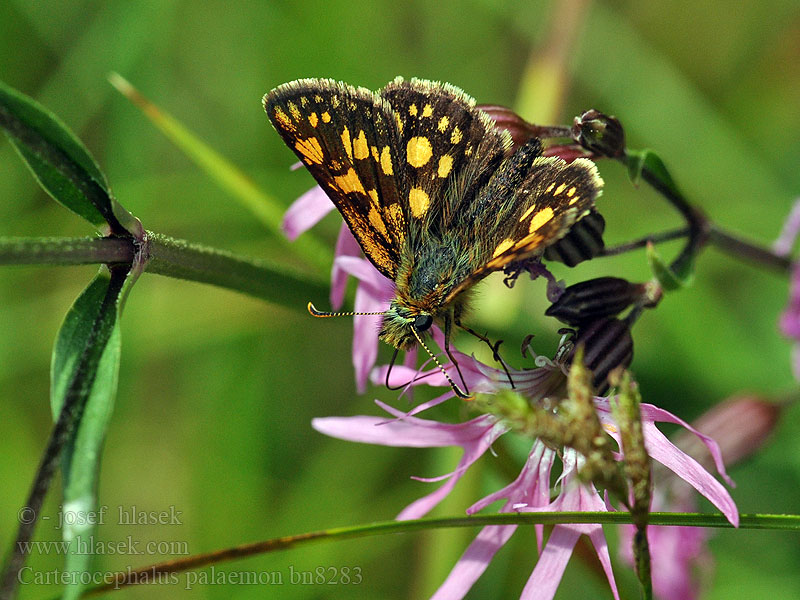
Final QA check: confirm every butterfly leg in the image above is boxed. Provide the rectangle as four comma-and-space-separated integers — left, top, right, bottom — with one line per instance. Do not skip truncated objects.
453, 317, 516, 389
443, 312, 470, 395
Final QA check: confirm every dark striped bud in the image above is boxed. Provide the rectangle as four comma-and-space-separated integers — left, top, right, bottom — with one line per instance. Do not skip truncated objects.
546, 276, 652, 326
544, 209, 606, 267
572, 110, 626, 159
567, 318, 633, 394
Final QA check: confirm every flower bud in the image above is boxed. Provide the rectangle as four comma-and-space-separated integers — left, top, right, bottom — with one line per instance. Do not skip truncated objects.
572, 110, 626, 159
546, 276, 648, 326
567, 318, 633, 394
543, 210, 605, 267
479, 104, 539, 152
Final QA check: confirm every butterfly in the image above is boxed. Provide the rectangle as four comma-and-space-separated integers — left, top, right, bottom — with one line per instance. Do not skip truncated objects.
264, 77, 603, 396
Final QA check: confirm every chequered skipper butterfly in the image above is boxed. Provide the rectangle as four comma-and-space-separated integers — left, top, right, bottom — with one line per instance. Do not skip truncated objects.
264, 77, 603, 396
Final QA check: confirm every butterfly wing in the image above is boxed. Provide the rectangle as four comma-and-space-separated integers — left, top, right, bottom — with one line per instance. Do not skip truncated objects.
444, 139, 604, 302
379, 77, 511, 240
264, 79, 408, 279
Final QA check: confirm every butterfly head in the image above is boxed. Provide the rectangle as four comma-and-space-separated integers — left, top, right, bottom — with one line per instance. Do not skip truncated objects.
379, 300, 435, 350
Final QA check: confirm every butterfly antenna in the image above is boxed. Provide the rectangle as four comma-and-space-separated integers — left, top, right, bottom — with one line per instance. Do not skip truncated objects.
307, 302, 387, 318
410, 326, 471, 399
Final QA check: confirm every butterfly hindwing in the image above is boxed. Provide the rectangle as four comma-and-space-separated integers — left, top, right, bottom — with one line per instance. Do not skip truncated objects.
443, 141, 603, 302
264, 79, 408, 279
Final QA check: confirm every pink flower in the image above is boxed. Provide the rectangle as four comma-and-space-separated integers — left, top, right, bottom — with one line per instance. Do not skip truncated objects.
312, 347, 738, 600
618, 396, 779, 600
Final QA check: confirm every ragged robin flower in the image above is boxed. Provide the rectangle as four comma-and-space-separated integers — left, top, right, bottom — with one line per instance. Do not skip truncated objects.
313, 334, 738, 600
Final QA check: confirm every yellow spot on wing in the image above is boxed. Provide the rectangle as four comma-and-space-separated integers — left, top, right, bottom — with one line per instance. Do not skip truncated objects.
422, 104, 433, 117
519, 204, 538, 222
367, 188, 379, 203
380, 146, 393, 175
492, 238, 515, 258
451, 126, 463, 144
321, 111, 331, 123
368, 206, 389, 237
371, 146, 379, 162
409, 187, 430, 218
567, 186, 576, 197
395, 112, 403, 133
437, 116, 449, 132
314, 95, 323, 103
341, 127, 352, 160
300, 96, 308, 107
529, 207, 555, 233
294, 137, 324, 164
407, 136, 433, 168
409, 104, 418, 116
308, 112, 319, 127
437, 155, 453, 178
546, 183, 555, 193
387, 203, 404, 231
553, 183, 566, 196
333, 168, 366, 195
288, 102, 301, 120
273, 107, 293, 130
353, 130, 369, 160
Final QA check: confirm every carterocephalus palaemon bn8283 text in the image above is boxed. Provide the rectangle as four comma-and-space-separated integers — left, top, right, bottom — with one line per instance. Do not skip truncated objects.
264, 77, 603, 396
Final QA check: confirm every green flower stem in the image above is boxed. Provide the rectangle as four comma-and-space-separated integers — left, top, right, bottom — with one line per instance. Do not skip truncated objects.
618, 155, 792, 277
144, 232, 329, 308
0, 236, 135, 265
80, 511, 800, 596
600, 226, 691, 257
0, 233, 331, 310
708, 225, 792, 273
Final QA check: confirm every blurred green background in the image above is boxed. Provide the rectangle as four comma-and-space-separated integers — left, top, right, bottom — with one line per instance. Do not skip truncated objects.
1, 0, 799, 598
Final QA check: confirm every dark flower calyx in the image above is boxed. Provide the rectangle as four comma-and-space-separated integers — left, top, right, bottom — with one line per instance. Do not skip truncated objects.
543, 210, 606, 268
572, 110, 626, 159
546, 276, 646, 326
567, 318, 633, 394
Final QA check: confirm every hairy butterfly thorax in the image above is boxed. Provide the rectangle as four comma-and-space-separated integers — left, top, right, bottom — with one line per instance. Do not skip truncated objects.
264, 77, 604, 396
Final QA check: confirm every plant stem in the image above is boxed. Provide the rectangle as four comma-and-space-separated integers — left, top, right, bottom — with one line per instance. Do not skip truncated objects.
0, 233, 331, 310
144, 232, 329, 307
600, 227, 690, 257
0, 236, 134, 265
709, 225, 792, 273
78, 511, 800, 596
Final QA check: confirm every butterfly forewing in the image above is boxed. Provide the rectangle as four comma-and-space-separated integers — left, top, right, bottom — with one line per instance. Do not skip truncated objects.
379, 77, 511, 238
264, 79, 408, 279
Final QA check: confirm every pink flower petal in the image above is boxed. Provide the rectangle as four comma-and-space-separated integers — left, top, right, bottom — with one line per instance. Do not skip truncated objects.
520, 525, 581, 600
281, 185, 333, 241
640, 422, 739, 526
330, 223, 363, 309
430, 524, 518, 600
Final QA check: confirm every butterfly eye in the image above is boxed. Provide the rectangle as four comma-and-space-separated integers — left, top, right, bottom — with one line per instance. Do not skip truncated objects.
414, 314, 433, 332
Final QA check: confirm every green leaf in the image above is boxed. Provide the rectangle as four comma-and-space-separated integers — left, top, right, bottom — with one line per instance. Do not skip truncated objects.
646, 241, 692, 291
625, 148, 682, 199
0, 79, 142, 237
50, 267, 132, 599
